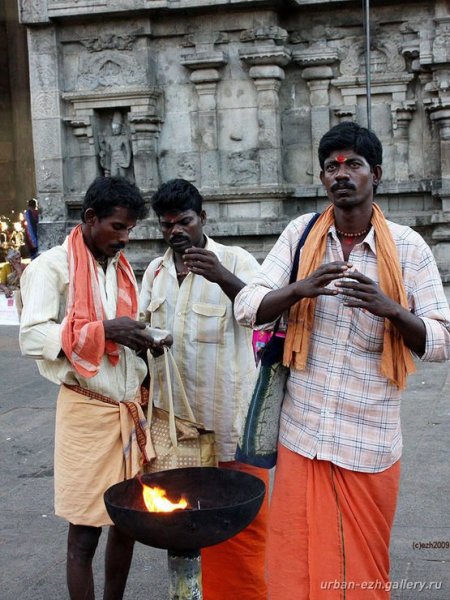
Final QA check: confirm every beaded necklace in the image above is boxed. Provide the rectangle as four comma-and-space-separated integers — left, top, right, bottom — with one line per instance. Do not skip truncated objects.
335, 226, 370, 245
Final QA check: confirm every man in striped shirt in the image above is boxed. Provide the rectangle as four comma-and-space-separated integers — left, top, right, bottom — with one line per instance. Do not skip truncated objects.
19, 177, 159, 600
234, 122, 450, 599
140, 178, 268, 600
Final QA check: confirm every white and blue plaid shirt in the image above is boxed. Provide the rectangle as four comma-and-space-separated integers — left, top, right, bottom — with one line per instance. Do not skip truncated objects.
234, 212, 450, 473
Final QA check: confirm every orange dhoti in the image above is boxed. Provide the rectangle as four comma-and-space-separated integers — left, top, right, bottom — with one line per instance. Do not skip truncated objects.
201, 460, 269, 600
268, 444, 400, 600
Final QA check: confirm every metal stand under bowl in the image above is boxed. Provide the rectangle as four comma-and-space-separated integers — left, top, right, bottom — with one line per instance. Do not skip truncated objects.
104, 467, 266, 600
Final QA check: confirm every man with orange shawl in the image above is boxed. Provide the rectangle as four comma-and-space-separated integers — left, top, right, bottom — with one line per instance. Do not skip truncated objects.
234, 122, 450, 599
19, 177, 164, 600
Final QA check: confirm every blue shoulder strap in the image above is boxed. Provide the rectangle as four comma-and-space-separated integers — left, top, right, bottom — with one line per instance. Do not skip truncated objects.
289, 212, 321, 285
271, 212, 321, 337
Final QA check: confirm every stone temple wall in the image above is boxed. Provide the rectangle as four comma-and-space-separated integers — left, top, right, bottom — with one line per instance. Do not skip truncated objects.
19, 0, 450, 277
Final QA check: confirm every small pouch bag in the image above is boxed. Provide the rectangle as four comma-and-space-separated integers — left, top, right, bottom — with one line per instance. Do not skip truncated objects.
144, 347, 218, 473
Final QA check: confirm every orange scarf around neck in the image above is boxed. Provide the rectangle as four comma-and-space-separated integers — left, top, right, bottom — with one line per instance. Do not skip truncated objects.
282, 203, 416, 389
61, 224, 138, 378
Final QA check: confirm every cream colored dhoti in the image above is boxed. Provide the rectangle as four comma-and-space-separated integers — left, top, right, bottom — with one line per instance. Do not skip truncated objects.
54, 384, 154, 527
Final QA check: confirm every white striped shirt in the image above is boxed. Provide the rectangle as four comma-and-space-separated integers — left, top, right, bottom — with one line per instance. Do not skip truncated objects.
19, 240, 147, 402
140, 236, 260, 461
234, 213, 450, 472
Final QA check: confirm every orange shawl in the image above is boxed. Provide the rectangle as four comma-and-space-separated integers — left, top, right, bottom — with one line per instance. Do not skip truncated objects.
282, 203, 416, 389
61, 224, 138, 378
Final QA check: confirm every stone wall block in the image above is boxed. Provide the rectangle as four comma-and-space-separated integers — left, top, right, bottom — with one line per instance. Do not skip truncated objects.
19, 0, 49, 24
35, 159, 64, 194
259, 149, 280, 185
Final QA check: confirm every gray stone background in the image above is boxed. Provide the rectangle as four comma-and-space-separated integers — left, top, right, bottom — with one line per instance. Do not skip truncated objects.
16, 0, 450, 277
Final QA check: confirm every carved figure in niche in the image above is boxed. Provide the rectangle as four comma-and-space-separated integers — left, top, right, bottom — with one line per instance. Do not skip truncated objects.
99, 111, 134, 181
228, 150, 259, 186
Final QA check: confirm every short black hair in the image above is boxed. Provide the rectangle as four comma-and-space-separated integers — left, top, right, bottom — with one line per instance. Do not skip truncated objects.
318, 122, 383, 170
28, 199, 37, 209
151, 179, 203, 217
81, 176, 148, 222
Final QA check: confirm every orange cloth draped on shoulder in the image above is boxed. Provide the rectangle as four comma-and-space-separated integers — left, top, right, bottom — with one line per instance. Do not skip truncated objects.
61, 224, 139, 378
268, 444, 400, 600
282, 203, 416, 389
201, 461, 269, 600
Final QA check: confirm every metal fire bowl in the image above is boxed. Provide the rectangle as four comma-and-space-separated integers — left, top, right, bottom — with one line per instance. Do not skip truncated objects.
104, 467, 266, 551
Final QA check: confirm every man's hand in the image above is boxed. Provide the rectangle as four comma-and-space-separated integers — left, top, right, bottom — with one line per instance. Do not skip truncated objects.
182, 247, 225, 283
295, 261, 352, 299
256, 261, 351, 324
334, 269, 426, 355
334, 270, 398, 317
146, 328, 173, 358
103, 317, 173, 353
182, 246, 245, 302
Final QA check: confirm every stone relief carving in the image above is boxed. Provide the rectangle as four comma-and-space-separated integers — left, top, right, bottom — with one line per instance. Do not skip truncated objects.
339, 35, 405, 77
182, 31, 229, 49
78, 51, 146, 90
176, 155, 197, 182
81, 34, 136, 53
227, 150, 259, 186
377, 38, 406, 73
32, 92, 59, 118
240, 26, 288, 45
98, 111, 134, 181
30, 62, 58, 91
36, 163, 59, 192
290, 24, 341, 45
38, 195, 66, 222
433, 20, 450, 63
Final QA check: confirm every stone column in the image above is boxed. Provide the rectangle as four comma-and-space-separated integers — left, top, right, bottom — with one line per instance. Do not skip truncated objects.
429, 106, 450, 197
66, 115, 97, 187
129, 112, 163, 192
240, 47, 290, 185
250, 65, 285, 185
292, 46, 338, 184
27, 25, 66, 248
301, 66, 334, 183
182, 54, 227, 188
392, 101, 416, 181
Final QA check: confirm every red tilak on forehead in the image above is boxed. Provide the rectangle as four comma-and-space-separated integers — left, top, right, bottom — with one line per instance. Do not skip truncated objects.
336, 154, 347, 163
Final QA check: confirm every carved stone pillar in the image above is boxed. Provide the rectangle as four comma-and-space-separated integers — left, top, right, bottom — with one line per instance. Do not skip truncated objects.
424, 66, 450, 206
392, 101, 416, 181
425, 91, 450, 272
129, 106, 163, 192
182, 54, 227, 187
301, 66, 335, 183
292, 45, 338, 183
66, 114, 98, 187
26, 25, 67, 248
430, 106, 450, 193
240, 46, 290, 185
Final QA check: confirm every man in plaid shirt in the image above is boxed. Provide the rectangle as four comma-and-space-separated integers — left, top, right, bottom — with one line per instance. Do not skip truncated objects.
235, 122, 450, 599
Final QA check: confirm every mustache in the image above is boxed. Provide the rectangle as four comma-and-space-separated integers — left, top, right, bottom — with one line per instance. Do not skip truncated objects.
331, 182, 356, 192
111, 243, 126, 251
170, 235, 190, 244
